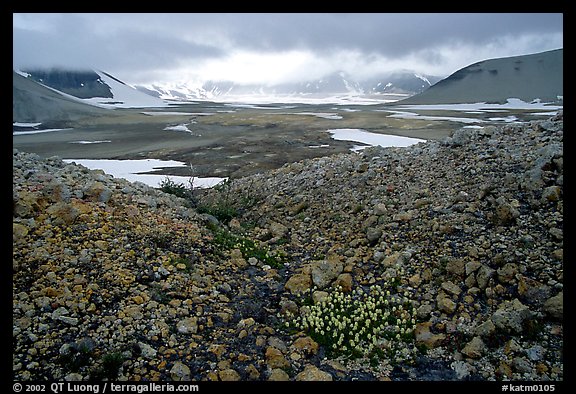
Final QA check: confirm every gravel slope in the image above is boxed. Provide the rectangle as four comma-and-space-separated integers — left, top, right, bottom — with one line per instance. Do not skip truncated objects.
13, 113, 563, 381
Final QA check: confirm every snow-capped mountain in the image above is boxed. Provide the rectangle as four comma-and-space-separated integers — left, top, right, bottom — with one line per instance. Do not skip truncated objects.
134, 70, 443, 102
19, 68, 167, 108
136, 80, 235, 101
18, 67, 443, 104
362, 71, 443, 94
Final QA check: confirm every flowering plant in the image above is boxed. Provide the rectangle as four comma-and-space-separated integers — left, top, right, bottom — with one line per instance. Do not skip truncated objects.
284, 281, 418, 364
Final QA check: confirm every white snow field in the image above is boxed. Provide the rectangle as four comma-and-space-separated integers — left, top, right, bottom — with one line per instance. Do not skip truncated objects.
326, 128, 426, 151
63, 158, 226, 189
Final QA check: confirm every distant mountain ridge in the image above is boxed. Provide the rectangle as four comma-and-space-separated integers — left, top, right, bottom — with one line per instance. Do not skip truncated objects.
17, 67, 442, 103
398, 48, 563, 105
17, 66, 443, 103
134, 70, 443, 101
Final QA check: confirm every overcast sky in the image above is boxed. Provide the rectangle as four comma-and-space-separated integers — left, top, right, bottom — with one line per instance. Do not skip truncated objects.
13, 13, 563, 86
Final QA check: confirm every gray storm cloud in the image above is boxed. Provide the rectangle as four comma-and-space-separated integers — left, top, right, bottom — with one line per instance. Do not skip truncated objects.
172, 13, 563, 55
13, 13, 563, 85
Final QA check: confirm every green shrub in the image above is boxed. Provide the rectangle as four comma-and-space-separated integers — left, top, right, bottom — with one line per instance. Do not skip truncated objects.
195, 179, 237, 222
159, 177, 192, 199
196, 178, 261, 223
197, 203, 238, 223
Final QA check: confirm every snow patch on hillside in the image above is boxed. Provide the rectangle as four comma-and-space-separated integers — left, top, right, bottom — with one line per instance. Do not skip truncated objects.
82, 71, 169, 108
414, 74, 431, 85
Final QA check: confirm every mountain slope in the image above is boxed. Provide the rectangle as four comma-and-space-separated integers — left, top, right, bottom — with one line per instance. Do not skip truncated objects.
18, 68, 167, 108
20, 69, 113, 99
82, 71, 168, 108
12, 71, 111, 124
398, 49, 563, 105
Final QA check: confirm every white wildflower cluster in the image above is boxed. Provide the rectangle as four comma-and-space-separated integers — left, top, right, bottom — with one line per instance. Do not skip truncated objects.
284, 281, 419, 363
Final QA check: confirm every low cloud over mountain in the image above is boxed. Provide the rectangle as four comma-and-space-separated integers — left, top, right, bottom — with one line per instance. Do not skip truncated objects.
134, 70, 442, 101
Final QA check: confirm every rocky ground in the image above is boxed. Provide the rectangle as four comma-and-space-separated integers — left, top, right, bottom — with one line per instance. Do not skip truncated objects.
13, 112, 563, 381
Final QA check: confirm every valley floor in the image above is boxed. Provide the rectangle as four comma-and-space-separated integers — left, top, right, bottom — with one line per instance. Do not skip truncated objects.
13, 99, 560, 180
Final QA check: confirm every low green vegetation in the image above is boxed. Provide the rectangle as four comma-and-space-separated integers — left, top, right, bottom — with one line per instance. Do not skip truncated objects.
159, 175, 285, 267
234, 236, 288, 268
196, 201, 238, 223
197, 178, 261, 222
169, 256, 192, 271
90, 352, 125, 380
59, 342, 93, 373
59, 341, 125, 380
159, 176, 260, 223
211, 226, 287, 269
